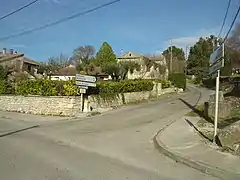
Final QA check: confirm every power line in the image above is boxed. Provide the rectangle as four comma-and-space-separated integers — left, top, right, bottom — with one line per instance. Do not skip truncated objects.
0, 0, 39, 21
0, 0, 121, 41
222, 3, 240, 43
217, 0, 232, 38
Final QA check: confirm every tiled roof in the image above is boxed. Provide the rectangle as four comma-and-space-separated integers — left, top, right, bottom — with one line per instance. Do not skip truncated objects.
0, 53, 39, 65
53, 65, 77, 76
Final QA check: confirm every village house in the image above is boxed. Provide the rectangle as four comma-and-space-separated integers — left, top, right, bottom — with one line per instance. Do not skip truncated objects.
51, 64, 111, 81
0, 48, 39, 74
117, 51, 168, 79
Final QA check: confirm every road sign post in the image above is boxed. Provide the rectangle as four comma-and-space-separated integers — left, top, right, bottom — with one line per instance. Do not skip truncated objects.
75, 74, 96, 112
209, 43, 224, 144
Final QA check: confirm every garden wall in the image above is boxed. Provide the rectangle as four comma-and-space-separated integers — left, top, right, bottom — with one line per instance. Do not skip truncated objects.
0, 95, 82, 116
87, 86, 176, 113
0, 83, 176, 116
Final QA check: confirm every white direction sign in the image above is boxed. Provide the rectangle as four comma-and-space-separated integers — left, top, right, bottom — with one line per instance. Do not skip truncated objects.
76, 74, 96, 83
209, 59, 224, 75
76, 81, 96, 87
209, 44, 224, 75
210, 44, 224, 65
77, 86, 88, 89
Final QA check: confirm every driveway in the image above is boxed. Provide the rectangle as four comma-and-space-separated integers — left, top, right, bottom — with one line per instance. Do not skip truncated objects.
0, 85, 218, 180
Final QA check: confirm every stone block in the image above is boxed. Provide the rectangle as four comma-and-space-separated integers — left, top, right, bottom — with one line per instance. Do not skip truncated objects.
208, 101, 232, 119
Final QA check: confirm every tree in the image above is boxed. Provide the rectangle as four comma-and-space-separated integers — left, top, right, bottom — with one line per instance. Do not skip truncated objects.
72, 45, 95, 64
96, 42, 117, 67
187, 35, 219, 80
118, 61, 140, 80
162, 46, 185, 73
38, 53, 70, 75
224, 23, 240, 75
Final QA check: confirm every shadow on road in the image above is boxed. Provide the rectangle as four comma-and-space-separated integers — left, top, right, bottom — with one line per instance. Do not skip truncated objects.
179, 98, 213, 124
184, 118, 213, 143
0, 125, 39, 138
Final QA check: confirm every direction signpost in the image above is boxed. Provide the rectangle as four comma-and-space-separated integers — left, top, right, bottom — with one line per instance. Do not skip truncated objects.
75, 74, 97, 112
209, 43, 224, 144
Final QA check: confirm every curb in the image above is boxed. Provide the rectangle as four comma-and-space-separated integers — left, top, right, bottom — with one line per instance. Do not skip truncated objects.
153, 120, 240, 180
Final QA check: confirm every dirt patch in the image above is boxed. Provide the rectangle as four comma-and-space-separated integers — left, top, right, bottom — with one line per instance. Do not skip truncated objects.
195, 96, 240, 155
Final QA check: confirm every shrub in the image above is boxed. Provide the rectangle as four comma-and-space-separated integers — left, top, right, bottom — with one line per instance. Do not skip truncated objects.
16, 79, 79, 96
202, 78, 215, 89
0, 80, 7, 94
95, 79, 154, 94
168, 73, 186, 90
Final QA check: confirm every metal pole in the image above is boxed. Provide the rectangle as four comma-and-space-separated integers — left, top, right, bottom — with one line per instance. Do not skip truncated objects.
170, 38, 173, 73
80, 93, 83, 112
213, 69, 220, 143
185, 45, 188, 75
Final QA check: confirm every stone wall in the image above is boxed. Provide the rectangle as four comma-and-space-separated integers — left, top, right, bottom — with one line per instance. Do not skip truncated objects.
0, 95, 82, 116
0, 83, 176, 116
87, 86, 176, 113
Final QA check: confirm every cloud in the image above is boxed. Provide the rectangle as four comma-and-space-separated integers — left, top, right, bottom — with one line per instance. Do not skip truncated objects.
161, 27, 220, 52
11, 44, 27, 48
43, 0, 61, 4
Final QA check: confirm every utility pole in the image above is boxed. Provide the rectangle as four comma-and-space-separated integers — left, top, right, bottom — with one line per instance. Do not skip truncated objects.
185, 45, 189, 75
169, 38, 173, 73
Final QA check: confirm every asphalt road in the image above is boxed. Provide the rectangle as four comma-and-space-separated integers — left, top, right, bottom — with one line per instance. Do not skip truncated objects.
0, 85, 219, 180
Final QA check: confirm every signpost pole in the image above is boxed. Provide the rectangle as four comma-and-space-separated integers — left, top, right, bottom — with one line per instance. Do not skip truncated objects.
80, 93, 83, 112
213, 69, 220, 143
213, 43, 224, 144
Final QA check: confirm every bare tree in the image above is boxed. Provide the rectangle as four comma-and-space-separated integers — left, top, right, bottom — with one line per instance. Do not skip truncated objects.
72, 45, 95, 64
38, 53, 70, 75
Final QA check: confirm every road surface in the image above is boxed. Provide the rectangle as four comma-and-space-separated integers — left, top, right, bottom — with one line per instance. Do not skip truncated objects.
0, 85, 218, 180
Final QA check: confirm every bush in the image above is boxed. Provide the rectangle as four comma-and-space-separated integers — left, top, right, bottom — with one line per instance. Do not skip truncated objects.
95, 79, 154, 94
16, 79, 79, 96
168, 73, 186, 90
0, 80, 7, 94
202, 78, 215, 89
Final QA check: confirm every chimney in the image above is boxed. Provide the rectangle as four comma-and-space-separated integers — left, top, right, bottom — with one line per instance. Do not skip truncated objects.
10, 49, 14, 55
2, 48, 6, 55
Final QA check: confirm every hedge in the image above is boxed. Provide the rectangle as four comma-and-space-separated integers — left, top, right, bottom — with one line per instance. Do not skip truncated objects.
0, 79, 170, 96
168, 73, 186, 90
95, 80, 154, 94
15, 79, 79, 96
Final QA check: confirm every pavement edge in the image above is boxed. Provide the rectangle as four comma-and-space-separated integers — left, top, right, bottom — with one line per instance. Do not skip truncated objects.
153, 119, 240, 180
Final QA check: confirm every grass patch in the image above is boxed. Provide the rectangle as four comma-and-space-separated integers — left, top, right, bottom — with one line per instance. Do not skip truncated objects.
87, 111, 101, 117
185, 105, 204, 117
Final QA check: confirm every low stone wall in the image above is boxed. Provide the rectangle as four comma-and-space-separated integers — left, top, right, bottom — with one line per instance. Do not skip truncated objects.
0, 95, 82, 116
0, 83, 176, 116
87, 87, 175, 112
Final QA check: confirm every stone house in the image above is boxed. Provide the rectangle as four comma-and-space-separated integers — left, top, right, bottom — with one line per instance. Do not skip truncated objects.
51, 64, 77, 81
0, 48, 39, 74
117, 51, 168, 79
51, 64, 111, 81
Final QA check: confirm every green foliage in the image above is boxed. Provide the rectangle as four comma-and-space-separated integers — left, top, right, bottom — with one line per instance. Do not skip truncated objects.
96, 41, 117, 67
101, 62, 119, 80
63, 80, 79, 96
15, 79, 79, 96
0, 80, 7, 94
118, 61, 140, 80
96, 80, 154, 94
162, 46, 185, 73
187, 35, 219, 79
0, 65, 9, 80
202, 78, 215, 89
168, 73, 186, 90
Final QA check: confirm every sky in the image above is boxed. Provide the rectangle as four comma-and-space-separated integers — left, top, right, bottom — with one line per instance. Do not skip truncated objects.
0, 0, 239, 61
